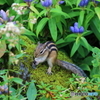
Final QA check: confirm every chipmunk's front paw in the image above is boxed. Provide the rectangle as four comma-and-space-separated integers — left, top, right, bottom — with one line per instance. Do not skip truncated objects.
46, 70, 53, 75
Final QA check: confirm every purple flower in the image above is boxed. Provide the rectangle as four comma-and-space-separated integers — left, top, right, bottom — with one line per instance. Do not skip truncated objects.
0, 23, 2, 25
70, 26, 74, 33
59, 1, 65, 4
92, 0, 100, 3
79, 26, 84, 33
79, 0, 89, 7
70, 22, 84, 33
74, 22, 78, 27
0, 91, 2, 94
24, 0, 33, 2
0, 10, 8, 21
74, 26, 79, 33
41, 0, 52, 7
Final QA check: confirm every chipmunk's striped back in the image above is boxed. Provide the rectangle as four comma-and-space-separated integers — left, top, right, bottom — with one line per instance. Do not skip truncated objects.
45, 41, 58, 54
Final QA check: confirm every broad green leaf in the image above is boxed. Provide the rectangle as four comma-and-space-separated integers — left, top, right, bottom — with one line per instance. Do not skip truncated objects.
10, 78, 23, 84
28, 12, 34, 31
19, 3, 27, 6
68, 11, 80, 18
80, 37, 90, 51
15, 43, 21, 52
14, 0, 23, 3
65, 34, 77, 40
37, 9, 47, 18
82, 30, 92, 37
56, 38, 65, 45
95, 7, 100, 20
90, 15, 100, 40
27, 82, 37, 100
36, 18, 49, 36
30, 5, 39, 15
71, 41, 80, 57
50, 8, 70, 18
78, 10, 85, 26
0, 1, 6, 5
78, 46, 86, 57
56, 21, 63, 34
48, 18, 57, 41
0, 69, 8, 75
79, 64, 91, 71
23, 28, 36, 36
0, 40, 6, 58
76, 0, 81, 6
84, 12, 94, 29
5, 0, 14, 5
16, 53, 25, 58
82, 56, 93, 65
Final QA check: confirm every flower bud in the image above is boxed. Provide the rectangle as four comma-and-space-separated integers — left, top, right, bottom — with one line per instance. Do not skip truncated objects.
79, 26, 84, 33
0, 10, 8, 21
24, 0, 33, 2
59, 1, 65, 4
74, 22, 78, 27
74, 26, 79, 33
41, 0, 52, 7
70, 26, 74, 33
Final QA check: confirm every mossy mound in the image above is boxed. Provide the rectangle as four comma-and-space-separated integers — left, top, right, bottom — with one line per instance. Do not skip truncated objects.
20, 36, 73, 88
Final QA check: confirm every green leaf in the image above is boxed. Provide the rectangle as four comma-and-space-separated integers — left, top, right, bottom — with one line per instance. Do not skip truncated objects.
56, 21, 63, 34
48, 18, 57, 41
76, 0, 81, 6
5, 0, 14, 5
82, 56, 93, 65
36, 18, 49, 36
28, 12, 34, 31
15, 53, 25, 58
95, 7, 100, 20
71, 41, 80, 57
68, 11, 80, 18
84, 12, 94, 29
30, 5, 39, 15
90, 15, 100, 40
82, 30, 92, 37
0, 69, 8, 75
0, 1, 6, 5
50, 8, 70, 18
80, 37, 90, 51
78, 10, 85, 26
78, 46, 86, 57
80, 64, 91, 71
15, 43, 21, 52
65, 34, 77, 40
37, 9, 47, 18
10, 78, 23, 84
0, 40, 6, 58
14, 0, 23, 3
27, 82, 37, 100
23, 28, 36, 36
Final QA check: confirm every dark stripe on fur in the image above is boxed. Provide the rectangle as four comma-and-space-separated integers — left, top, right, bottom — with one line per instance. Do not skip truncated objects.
46, 41, 54, 46
47, 44, 56, 49
50, 48, 58, 52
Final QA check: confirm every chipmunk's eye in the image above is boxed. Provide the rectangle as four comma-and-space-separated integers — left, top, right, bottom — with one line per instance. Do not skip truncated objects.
40, 50, 43, 54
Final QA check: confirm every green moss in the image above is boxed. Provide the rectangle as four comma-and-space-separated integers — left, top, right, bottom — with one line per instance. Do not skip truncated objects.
19, 36, 73, 88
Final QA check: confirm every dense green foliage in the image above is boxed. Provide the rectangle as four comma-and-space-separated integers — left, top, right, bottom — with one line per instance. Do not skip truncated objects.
0, 0, 100, 100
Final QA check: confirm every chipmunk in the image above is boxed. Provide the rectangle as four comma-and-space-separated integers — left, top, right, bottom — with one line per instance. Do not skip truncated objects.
32, 41, 87, 77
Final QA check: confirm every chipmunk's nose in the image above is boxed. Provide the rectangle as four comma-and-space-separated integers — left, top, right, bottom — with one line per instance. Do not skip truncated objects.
33, 60, 36, 64
32, 60, 37, 69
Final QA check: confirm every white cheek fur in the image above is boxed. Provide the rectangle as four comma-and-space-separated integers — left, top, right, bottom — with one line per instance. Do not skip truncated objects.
35, 55, 47, 65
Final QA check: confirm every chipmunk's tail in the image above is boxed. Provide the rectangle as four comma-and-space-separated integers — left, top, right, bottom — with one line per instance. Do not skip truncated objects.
56, 59, 87, 77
